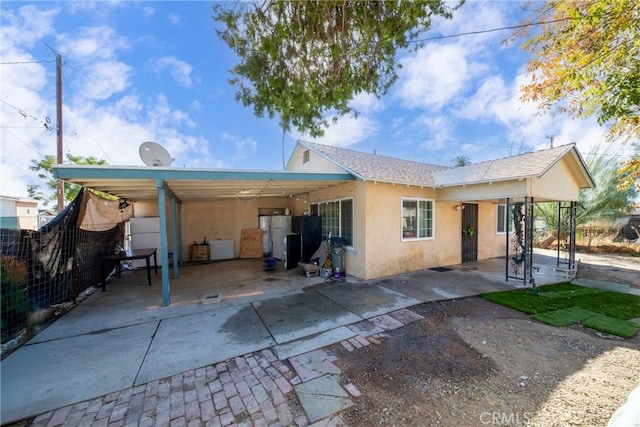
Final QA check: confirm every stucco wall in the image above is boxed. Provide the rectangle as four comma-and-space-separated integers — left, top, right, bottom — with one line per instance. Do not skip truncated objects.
477, 203, 508, 259
133, 198, 293, 260
362, 182, 461, 279
531, 158, 581, 201
302, 181, 366, 279
180, 198, 292, 259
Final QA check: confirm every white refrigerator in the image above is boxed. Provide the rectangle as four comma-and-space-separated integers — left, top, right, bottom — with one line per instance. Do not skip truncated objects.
270, 215, 291, 260
259, 216, 272, 256
129, 217, 162, 268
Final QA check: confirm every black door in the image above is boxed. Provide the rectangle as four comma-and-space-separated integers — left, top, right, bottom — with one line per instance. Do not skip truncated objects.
461, 203, 478, 263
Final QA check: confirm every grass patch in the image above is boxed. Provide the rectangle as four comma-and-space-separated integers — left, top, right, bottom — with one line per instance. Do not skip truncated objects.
481, 283, 640, 338
531, 307, 598, 327
582, 314, 640, 339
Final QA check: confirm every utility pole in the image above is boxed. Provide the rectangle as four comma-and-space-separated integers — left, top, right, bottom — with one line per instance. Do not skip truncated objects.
56, 53, 64, 212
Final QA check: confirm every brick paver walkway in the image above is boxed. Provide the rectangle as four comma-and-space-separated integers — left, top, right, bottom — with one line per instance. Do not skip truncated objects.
18, 308, 425, 427
29, 349, 310, 427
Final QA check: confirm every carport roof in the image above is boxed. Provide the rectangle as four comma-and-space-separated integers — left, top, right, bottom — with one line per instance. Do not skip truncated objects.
52, 165, 356, 202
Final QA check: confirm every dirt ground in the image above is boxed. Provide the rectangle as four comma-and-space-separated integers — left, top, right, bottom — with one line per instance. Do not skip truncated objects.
334, 252, 640, 427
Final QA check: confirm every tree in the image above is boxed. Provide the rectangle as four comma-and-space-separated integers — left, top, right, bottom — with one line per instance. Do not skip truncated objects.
519, 0, 640, 144
617, 143, 639, 192
213, 1, 459, 137
27, 154, 110, 210
453, 155, 471, 166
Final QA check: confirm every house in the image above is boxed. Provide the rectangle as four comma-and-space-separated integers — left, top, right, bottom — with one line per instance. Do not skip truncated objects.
52, 141, 594, 305
285, 141, 595, 279
0, 195, 39, 230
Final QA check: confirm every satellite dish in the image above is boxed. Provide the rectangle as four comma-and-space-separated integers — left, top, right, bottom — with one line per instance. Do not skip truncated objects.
139, 141, 172, 167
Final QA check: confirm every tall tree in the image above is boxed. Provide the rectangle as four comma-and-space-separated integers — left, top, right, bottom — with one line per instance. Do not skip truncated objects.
519, 0, 640, 144
27, 154, 110, 210
518, 1, 640, 196
213, 1, 460, 137
617, 143, 639, 192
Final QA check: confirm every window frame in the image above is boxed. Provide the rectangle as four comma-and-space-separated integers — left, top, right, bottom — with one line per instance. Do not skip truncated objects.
310, 197, 355, 248
496, 204, 512, 234
401, 197, 435, 242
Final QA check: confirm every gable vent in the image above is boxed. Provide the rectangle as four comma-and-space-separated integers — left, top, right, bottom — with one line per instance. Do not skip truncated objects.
303, 150, 310, 163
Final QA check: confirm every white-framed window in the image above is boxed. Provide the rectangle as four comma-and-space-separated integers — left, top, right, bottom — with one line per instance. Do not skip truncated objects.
310, 198, 354, 247
402, 198, 434, 240
497, 204, 512, 233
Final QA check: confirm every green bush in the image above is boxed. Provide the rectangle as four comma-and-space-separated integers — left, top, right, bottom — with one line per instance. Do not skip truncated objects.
1, 256, 28, 344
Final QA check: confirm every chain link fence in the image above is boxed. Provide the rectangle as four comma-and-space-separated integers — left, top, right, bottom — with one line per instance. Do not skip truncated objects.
1, 189, 125, 357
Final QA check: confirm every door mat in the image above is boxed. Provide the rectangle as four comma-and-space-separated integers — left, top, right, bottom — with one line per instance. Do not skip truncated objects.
429, 267, 453, 272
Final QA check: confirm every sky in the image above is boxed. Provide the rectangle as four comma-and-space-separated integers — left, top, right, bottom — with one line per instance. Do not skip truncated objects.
1, 1, 636, 202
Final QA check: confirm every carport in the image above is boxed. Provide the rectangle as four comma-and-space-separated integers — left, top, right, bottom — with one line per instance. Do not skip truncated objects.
53, 164, 355, 306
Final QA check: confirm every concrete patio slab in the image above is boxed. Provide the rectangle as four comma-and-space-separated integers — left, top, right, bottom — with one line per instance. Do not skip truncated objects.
317, 283, 421, 319
1, 322, 157, 423
295, 375, 353, 423
135, 304, 274, 385
253, 292, 361, 344
273, 326, 355, 361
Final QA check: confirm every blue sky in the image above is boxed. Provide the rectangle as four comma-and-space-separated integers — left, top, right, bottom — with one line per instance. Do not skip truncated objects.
1, 1, 636, 201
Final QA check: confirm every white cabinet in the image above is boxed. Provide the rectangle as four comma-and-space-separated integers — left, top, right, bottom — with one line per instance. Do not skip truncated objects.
129, 217, 162, 268
209, 240, 234, 260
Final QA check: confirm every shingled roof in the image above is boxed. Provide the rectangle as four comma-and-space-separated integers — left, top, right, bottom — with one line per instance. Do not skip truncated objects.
298, 140, 594, 188
297, 140, 448, 187
433, 144, 579, 186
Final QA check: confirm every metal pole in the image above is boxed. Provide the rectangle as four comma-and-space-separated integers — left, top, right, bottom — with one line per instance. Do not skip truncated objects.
56, 54, 64, 211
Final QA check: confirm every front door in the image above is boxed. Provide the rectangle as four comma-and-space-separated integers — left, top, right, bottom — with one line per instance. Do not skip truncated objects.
461, 203, 478, 263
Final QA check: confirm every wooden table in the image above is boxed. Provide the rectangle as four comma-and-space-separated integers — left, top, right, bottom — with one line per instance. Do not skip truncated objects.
101, 248, 158, 291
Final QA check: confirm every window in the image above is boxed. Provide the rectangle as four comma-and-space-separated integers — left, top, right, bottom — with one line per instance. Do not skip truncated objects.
497, 204, 512, 233
303, 150, 310, 163
402, 198, 433, 240
311, 198, 353, 246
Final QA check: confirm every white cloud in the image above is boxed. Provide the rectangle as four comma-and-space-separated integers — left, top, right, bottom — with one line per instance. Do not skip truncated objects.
396, 43, 484, 110
149, 56, 194, 88
168, 14, 180, 25
293, 115, 379, 148
350, 92, 384, 114
57, 26, 130, 60
0, 5, 58, 48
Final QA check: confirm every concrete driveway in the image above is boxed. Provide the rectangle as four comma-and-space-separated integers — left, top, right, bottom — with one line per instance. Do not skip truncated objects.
1, 253, 570, 424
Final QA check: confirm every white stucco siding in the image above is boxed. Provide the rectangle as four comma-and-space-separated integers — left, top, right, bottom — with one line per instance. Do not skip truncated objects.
362, 182, 460, 279
477, 202, 507, 259
287, 145, 349, 173
530, 158, 582, 201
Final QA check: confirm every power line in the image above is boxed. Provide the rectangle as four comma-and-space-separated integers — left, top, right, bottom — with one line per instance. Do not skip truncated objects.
0, 99, 55, 131
0, 59, 56, 65
411, 17, 578, 43
0, 126, 47, 157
